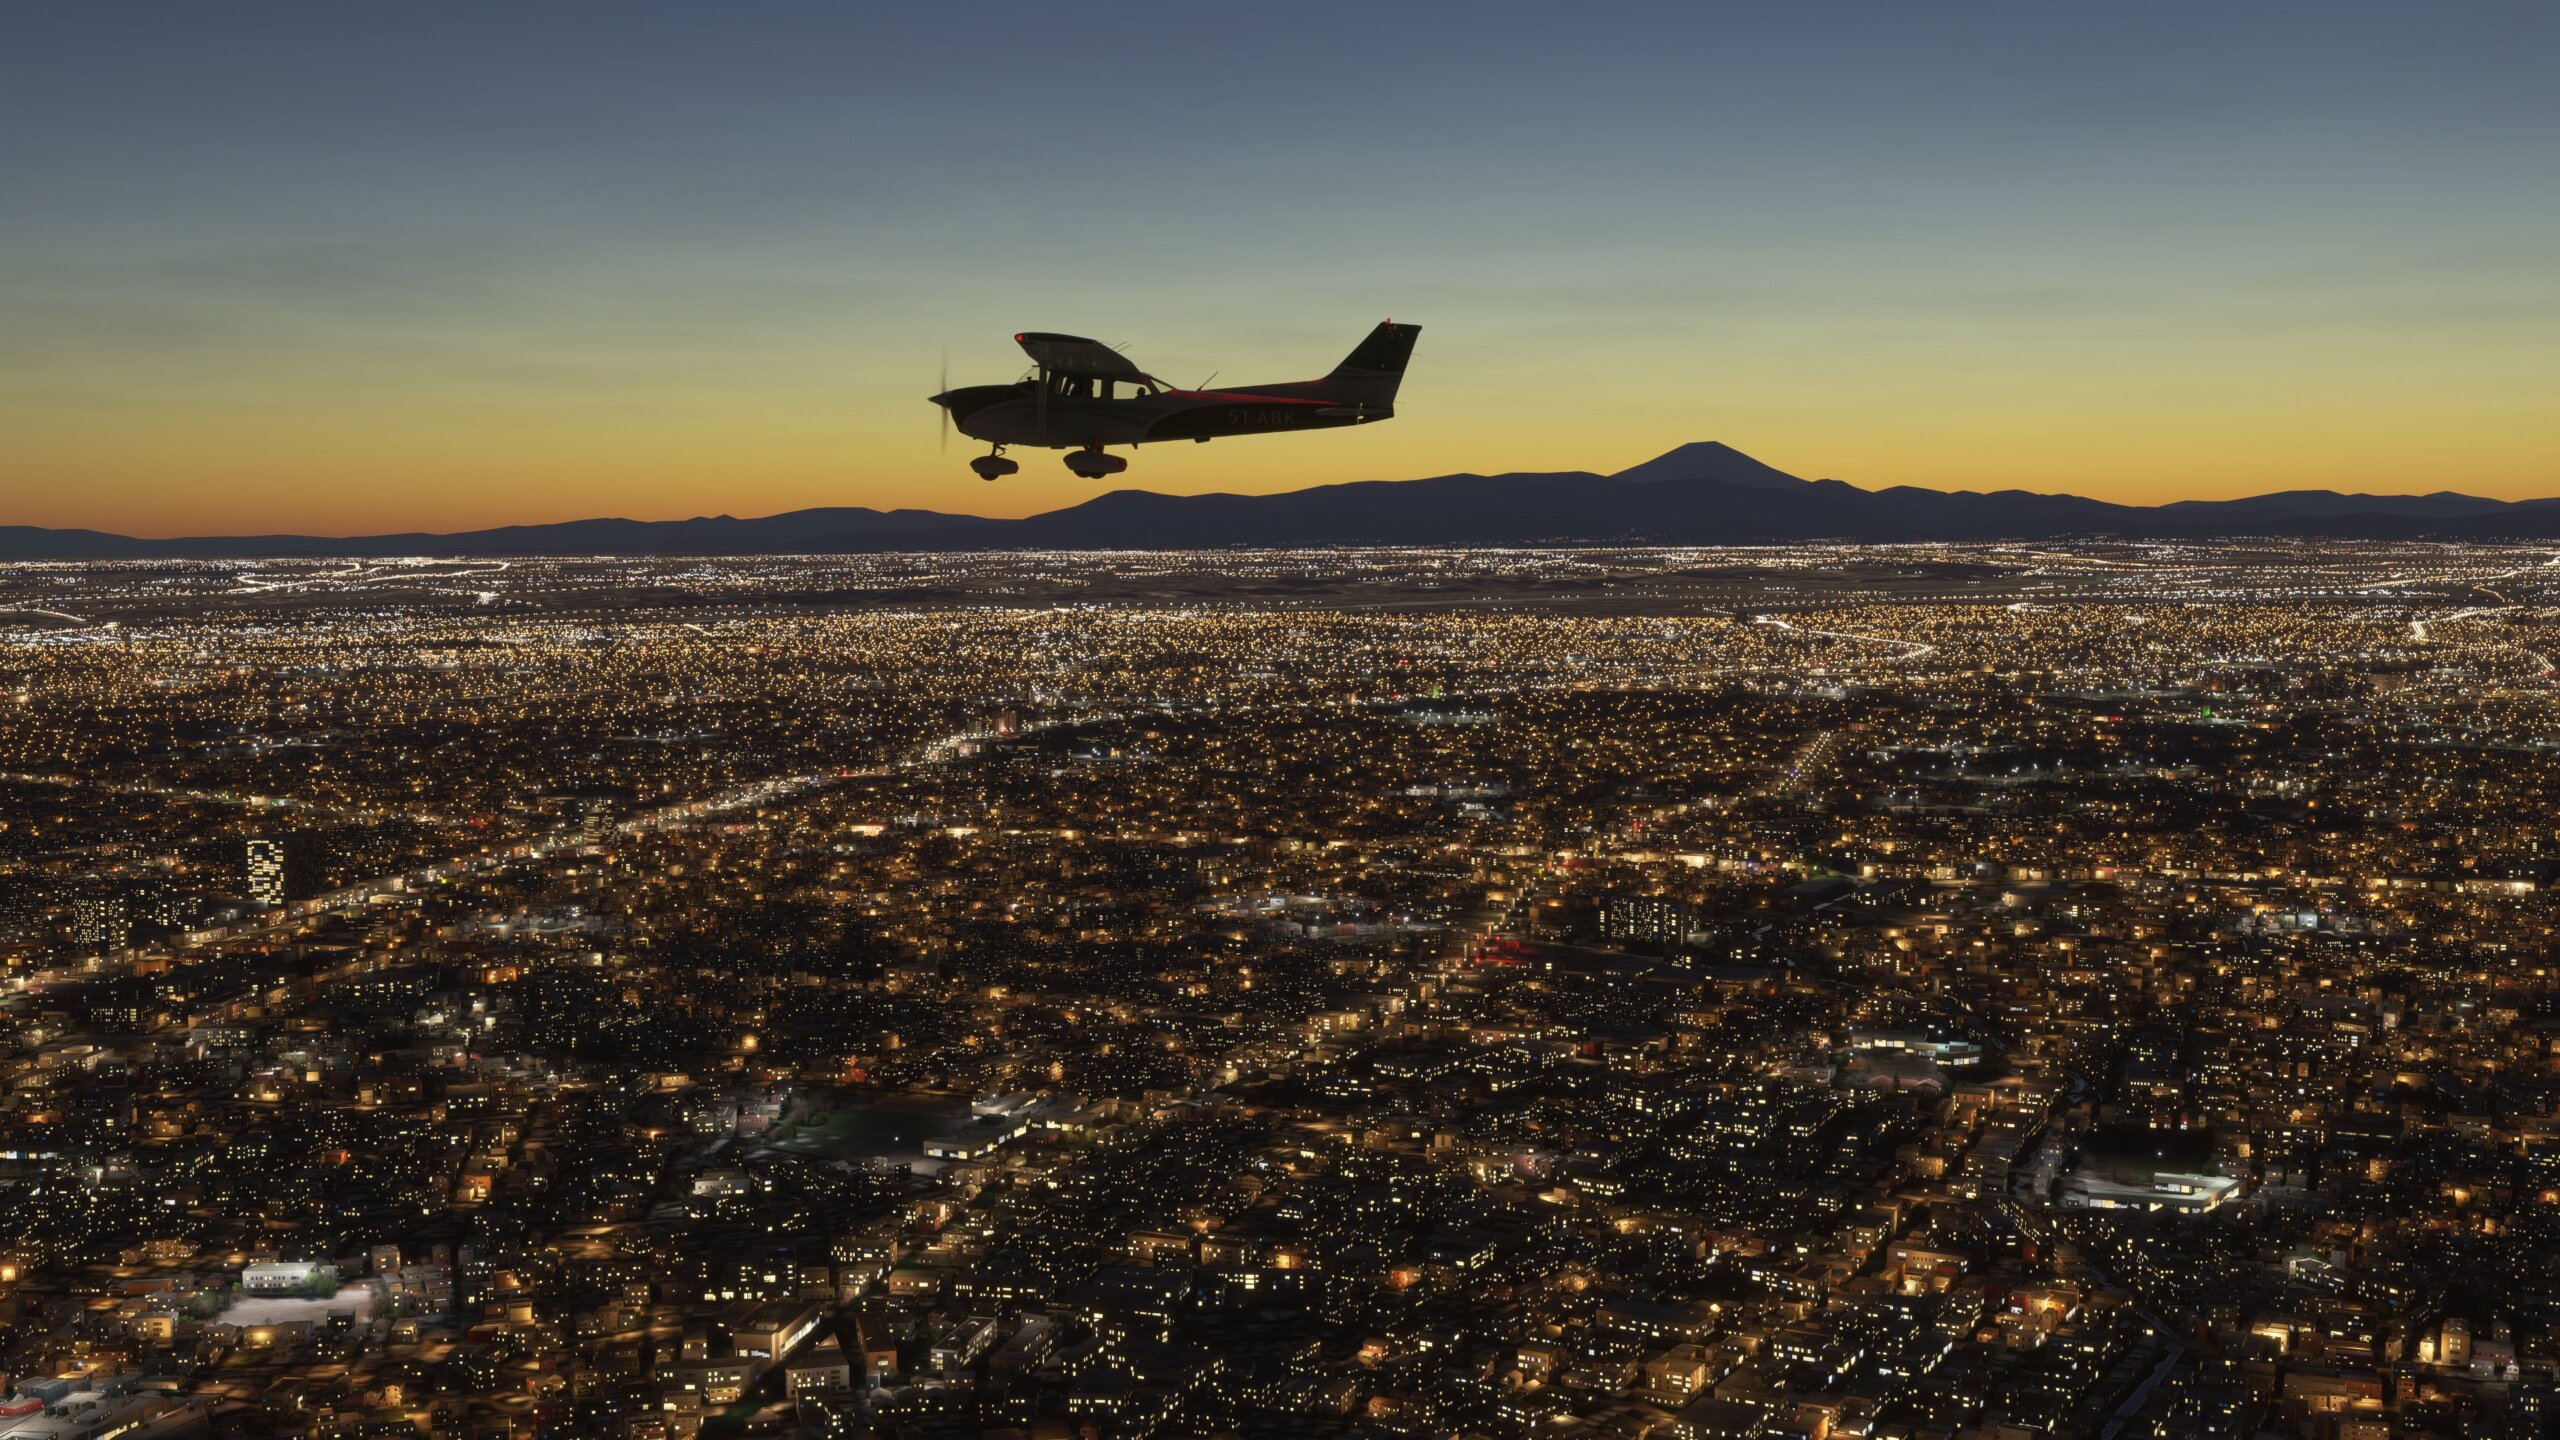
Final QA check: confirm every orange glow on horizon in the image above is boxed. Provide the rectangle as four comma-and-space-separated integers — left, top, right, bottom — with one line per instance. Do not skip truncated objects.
11, 309, 2559, 535
13, 411, 2558, 539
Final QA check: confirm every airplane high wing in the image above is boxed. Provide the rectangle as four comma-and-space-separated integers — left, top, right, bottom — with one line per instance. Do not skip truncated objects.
1012, 332, 1152, 383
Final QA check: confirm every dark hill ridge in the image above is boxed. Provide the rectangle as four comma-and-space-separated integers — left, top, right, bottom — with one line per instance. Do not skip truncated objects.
0, 506, 976, 561
816, 445, 2560, 549
6, 444, 2557, 558
2155, 489, 2523, 520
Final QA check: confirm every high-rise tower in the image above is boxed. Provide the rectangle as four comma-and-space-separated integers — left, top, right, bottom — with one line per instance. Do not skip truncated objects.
245, 838, 287, 907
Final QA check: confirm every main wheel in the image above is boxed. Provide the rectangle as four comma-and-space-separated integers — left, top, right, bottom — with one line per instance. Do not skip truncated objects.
1063, 449, 1128, 480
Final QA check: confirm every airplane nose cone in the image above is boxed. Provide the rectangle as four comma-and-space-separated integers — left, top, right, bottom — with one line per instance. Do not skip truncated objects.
931, 386, 1007, 426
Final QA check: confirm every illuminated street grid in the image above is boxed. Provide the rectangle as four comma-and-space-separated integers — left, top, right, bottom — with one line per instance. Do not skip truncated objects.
0, 542, 2554, 1439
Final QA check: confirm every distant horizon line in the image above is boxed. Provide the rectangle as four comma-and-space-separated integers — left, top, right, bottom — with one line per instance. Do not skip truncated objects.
11, 437, 2560, 543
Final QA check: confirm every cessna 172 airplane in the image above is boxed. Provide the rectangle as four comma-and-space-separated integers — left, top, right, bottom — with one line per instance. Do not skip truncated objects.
929, 320, 1420, 480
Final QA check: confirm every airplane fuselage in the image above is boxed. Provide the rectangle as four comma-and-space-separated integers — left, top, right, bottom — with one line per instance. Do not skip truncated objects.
935, 382, 1387, 450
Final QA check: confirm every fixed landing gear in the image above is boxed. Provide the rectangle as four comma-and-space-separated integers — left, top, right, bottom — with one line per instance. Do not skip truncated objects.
969, 447, 1018, 482
1064, 445, 1127, 481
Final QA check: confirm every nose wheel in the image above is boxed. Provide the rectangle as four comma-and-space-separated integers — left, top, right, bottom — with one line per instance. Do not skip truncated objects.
1064, 445, 1127, 481
969, 447, 1018, 482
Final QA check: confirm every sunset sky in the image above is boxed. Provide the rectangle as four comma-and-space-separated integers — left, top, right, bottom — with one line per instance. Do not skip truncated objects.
4, 3, 2556, 536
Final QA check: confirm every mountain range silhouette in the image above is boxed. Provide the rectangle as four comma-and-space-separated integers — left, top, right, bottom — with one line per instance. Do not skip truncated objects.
7, 442, 2557, 559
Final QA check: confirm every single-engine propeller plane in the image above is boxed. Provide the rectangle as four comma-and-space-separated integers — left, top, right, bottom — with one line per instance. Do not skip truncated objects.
930, 320, 1420, 480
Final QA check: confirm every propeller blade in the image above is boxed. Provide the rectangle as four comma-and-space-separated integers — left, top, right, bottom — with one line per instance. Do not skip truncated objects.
938, 350, 950, 453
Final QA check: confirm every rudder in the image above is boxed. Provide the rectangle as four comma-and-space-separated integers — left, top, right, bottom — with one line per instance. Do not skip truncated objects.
1329, 322, 1420, 399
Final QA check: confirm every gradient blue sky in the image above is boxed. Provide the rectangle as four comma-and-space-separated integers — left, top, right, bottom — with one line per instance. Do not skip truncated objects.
4, 2, 2556, 532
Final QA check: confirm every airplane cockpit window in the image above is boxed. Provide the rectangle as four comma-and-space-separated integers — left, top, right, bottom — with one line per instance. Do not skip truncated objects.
1030, 372, 1154, 401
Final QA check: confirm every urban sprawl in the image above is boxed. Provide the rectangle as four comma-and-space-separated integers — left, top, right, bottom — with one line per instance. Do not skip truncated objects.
0, 543, 2555, 1440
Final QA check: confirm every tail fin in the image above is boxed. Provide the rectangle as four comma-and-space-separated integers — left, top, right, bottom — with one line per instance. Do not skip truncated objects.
1322, 321, 1420, 408
1220, 321, 1422, 406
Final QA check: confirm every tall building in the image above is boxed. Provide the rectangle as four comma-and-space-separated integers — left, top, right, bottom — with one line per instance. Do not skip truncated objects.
1603, 894, 1694, 947
129, 884, 194, 935
245, 838, 287, 907
69, 887, 131, 951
